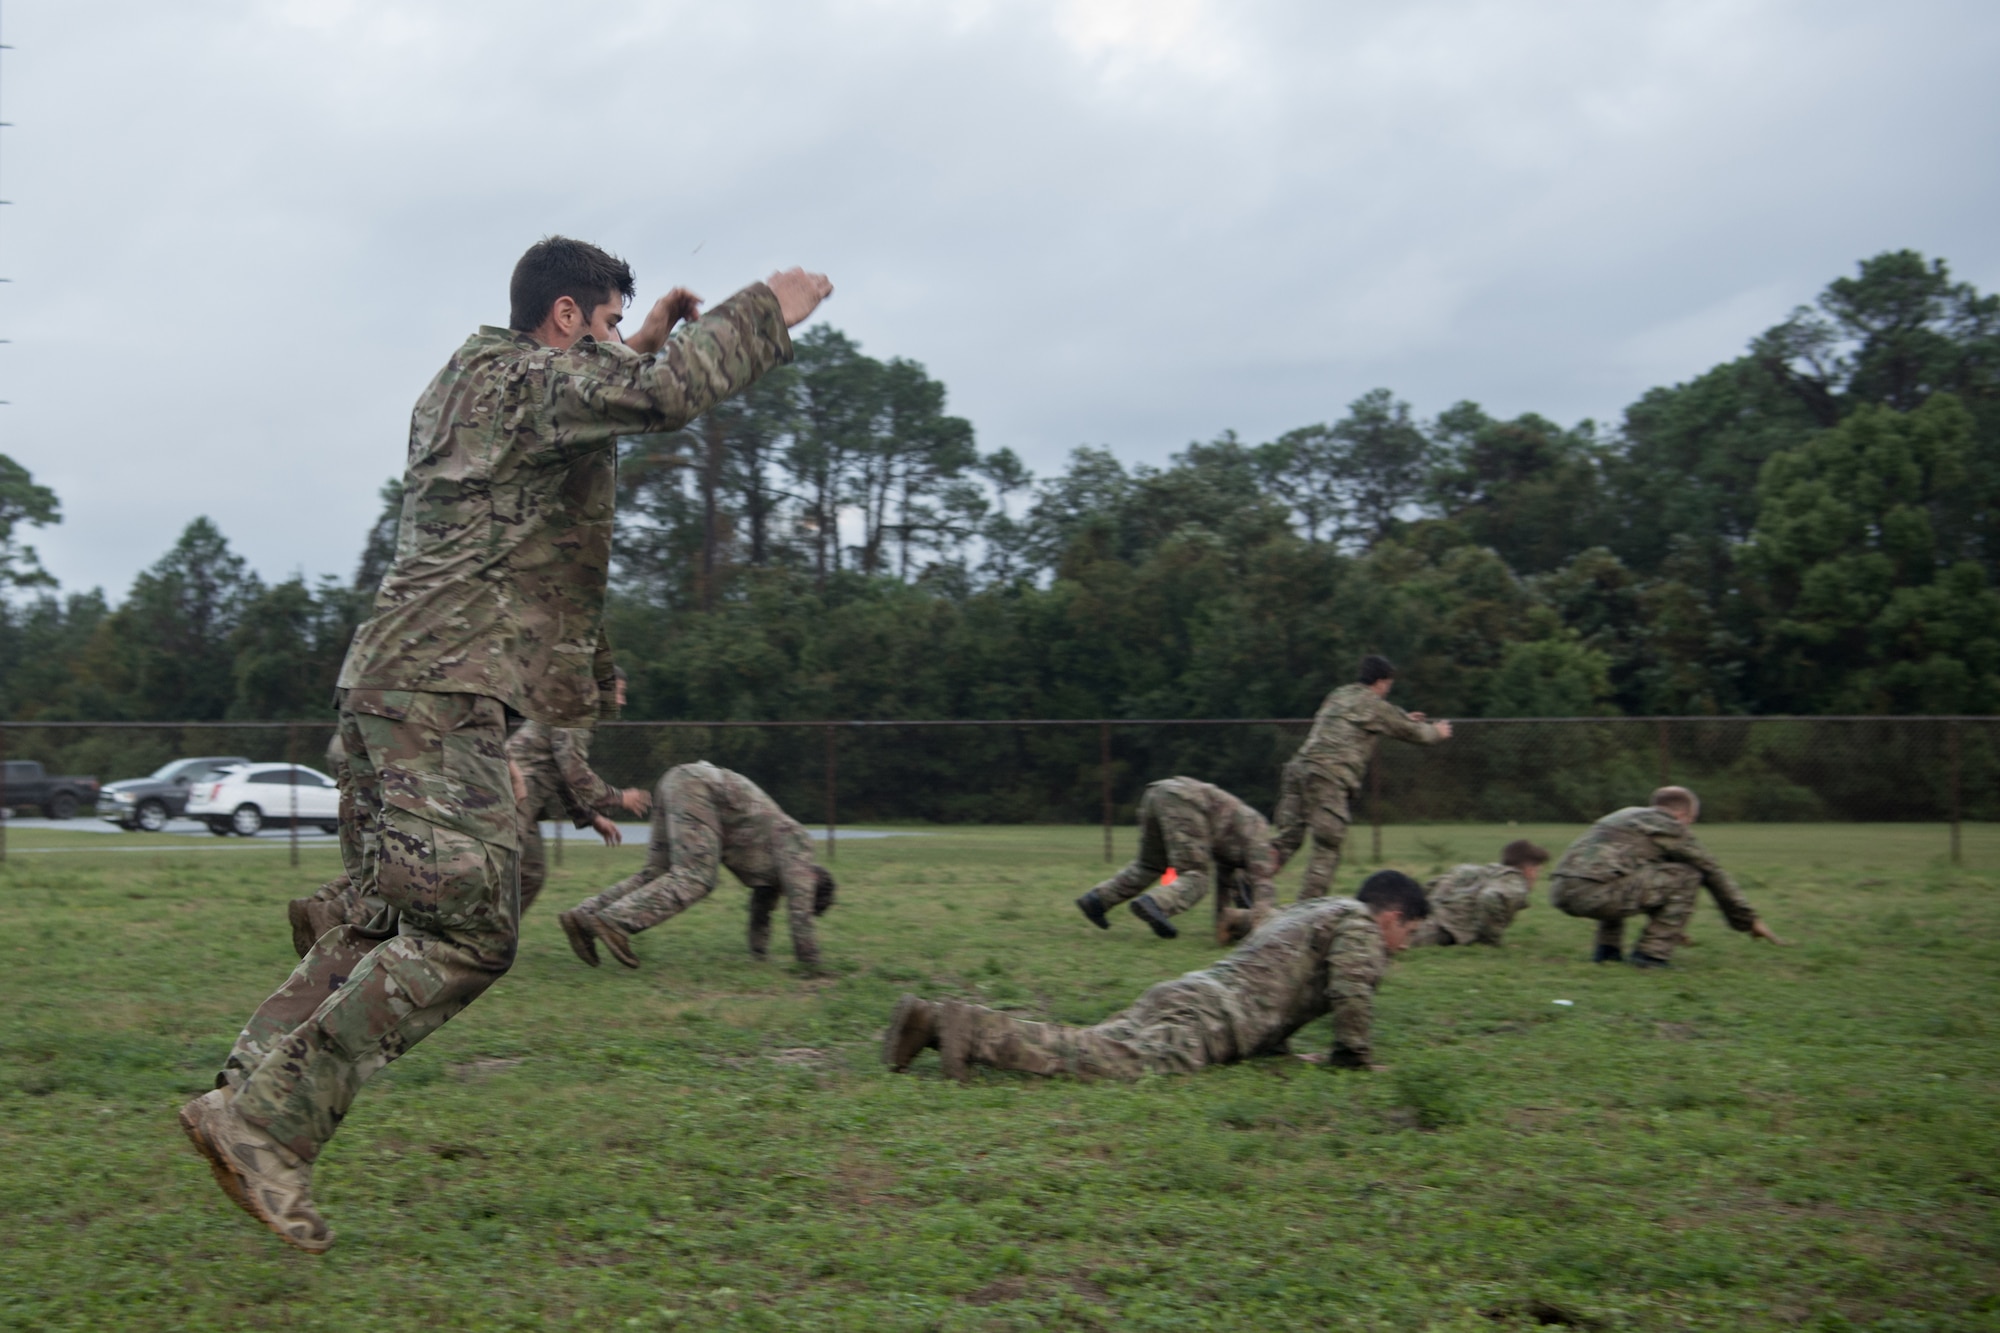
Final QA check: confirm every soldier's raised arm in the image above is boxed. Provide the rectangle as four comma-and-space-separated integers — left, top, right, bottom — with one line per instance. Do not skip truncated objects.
1362, 690, 1448, 746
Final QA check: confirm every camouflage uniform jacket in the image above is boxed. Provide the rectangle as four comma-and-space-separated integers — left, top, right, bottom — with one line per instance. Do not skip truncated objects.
506, 721, 622, 827
1196, 897, 1389, 1064
1288, 683, 1444, 816
338, 286, 793, 727
1152, 777, 1281, 882
673, 762, 817, 893
1552, 806, 1758, 932
1424, 863, 1531, 944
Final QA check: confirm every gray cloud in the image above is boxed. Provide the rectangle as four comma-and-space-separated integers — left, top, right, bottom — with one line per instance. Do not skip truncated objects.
5, 0, 1997, 594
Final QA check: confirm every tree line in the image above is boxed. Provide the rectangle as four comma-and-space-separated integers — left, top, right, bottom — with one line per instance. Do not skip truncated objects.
2, 249, 1996, 729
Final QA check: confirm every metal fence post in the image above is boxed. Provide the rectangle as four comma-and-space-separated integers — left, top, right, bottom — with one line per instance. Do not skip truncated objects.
1657, 719, 1670, 788
287, 723, 300, 867
1950, 719, 1963, 867
824, 724, 837, 859
1370, 754, 1383, 864
553, 808, 563, 867
1101, 722, 1113, 862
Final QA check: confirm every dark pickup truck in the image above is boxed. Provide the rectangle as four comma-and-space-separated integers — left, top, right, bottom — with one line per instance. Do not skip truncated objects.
0, 760, 101, 820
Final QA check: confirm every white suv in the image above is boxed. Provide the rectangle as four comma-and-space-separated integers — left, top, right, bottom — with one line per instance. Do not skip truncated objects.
184, 763, 341, 837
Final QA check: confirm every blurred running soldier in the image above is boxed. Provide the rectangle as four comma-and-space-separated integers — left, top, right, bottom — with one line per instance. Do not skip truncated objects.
508, 663, 651, 915
1407, 838, 1549, 948
1549, 786, 1787, 967
1074, 776, 1279, 942
887, 870, 1430, 1080
1273, 655, 1452, 900
180, 237, 829, 1253
559, 761, 836, 971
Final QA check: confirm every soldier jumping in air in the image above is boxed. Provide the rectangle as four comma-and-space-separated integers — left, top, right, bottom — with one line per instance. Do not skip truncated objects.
558, 761, 836, 971
1074, 775, 1279, 942
1272, 655, 1452, 900
1407, 838, 1549, 948
507, 664, 651, 916
889, 869, 1430, 1080
1549, 786, 1786, 967
179, 237, 830, 1253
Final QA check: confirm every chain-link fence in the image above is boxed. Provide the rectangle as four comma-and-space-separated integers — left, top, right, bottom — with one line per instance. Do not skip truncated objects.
3, 716, 1994, 865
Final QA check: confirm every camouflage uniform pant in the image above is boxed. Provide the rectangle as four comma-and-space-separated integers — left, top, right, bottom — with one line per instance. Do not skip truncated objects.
513, 756, 568, 917
1091, 788, 1256, 921
954, 977, 1239, 1079
297, 737, 376, 931
1405, 919, 1456, 948
221, 690, 519, 1163
1550, 864, 1701, 961
1270, 760, 1350, 900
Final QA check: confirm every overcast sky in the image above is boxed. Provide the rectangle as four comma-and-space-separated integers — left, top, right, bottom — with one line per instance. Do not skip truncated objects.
4, 0, 1998, 597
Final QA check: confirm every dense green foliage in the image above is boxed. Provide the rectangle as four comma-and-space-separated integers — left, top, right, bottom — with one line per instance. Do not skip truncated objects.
3, 250, 1997, 725
1, 822, 1995, 1329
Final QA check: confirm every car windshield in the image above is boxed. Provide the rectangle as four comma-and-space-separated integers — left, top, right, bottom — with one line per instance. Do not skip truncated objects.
147, 760, 204, 781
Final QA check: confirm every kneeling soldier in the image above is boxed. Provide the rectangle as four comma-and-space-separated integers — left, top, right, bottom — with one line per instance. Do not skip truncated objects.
1550, 786, 1785, 967
1074, 776, 1278, 942
1408, 838, 1549, 948
558, 761, 835, 970
890, 869, 1428, 1080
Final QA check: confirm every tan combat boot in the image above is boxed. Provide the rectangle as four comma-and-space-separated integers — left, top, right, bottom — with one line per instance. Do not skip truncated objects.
560, 908, 641, 969
557, 909, 600, 967
882, 995, 939, 1072
177, 1089, 333, 1253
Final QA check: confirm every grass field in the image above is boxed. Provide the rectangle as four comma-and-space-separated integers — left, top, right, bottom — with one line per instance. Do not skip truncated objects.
2, 821, 1997, 1331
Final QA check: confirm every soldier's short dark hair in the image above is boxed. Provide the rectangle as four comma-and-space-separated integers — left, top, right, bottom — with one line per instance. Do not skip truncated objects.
1501, 839, 1550, 868
612, 664, 627, 683
509, 236, 636, 332
1357, 869, 1429, 919
812, 865, 837, 916
1652, 786, 1700, 818
1357, 655, 1397, 686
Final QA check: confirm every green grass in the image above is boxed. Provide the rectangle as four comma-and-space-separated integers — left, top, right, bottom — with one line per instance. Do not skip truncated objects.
1, 822, 1997, 1331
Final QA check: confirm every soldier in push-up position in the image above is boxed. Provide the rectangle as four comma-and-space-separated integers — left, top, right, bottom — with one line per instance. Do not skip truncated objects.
889, 870, 1430, 1080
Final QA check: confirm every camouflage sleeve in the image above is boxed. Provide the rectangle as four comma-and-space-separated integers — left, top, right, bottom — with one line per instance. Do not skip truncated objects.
552, 729, 623, 820
1657, 826, 1758, 932
1325, 915, 1388, 1065
593, 630, 619, 721
542, 286, 793, 457
1364, 693, 1444, 746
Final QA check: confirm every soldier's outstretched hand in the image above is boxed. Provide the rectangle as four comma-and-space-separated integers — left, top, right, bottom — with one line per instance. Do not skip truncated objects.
619, 787, 652, 816
591, 814, 624, 848
766, 268, 834, 326
1434, 720, 1454, 740
1750, 919, 1788, 946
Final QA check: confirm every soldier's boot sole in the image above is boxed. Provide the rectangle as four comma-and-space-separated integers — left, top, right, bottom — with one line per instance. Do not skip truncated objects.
286, 899, 318, 959
177, 1090, 333, 1254
937, 1001, 975, 1084
592, 914, 642, 969
882, 994, 939, 1072
1630, 952, 1672, 969
558, 910, 601, 968
1075, 892, 1111, 930
1129, 895, 1179, 940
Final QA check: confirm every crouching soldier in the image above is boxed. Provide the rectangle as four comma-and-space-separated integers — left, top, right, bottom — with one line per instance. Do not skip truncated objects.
1550, 786, 1786, 967
890, 869, 1429, 1080
1074, 776, 1278, 942
1407, 838, 1549, 948
558, 761, 835, 970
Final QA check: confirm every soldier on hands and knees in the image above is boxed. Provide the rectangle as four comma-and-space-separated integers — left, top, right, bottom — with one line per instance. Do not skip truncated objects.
1074, 776, 1279, 943
1273, 655, 1452, 900
888, 869, 1430, 1081
508, 663, 652, 916
1407, 838, 1549, 948
180, 237, 830, 1253
1549, 786, 1787, 968
558, 761, 836, 972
